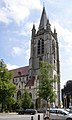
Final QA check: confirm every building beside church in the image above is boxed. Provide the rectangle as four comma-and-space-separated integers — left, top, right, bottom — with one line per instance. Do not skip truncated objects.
10, 6, 60, 108
62, 80, 72, 108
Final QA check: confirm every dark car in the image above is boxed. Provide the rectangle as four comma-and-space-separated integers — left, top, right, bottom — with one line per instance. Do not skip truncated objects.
17, 108, 37, 115
24, 109, 37, 115
37, 108, 46, 113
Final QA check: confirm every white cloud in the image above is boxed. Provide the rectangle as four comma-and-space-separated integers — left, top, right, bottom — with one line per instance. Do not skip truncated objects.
0, 0, 42, 24
24, 40, 30, 60
26, 19, 39, 31
7, 63, 19, 70
46, 0, 61, 5
51, 21, 72, 51
11, 47, 24, 56
0, 7, 11, 24
65, 57, 72, 66
55, 22, 72, 58
25, 49, 30, 60
20, 19, 40, 37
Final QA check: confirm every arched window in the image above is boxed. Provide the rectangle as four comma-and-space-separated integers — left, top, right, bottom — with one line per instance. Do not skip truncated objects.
37, 40, 40, 54
37, 39, 44, 55
41, 39, 44, 54
52, 40, 55, 56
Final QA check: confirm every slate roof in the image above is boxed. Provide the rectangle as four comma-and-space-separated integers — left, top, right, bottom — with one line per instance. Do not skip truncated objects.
9, 66, 35, 87
25, 77, 35, 87
9, 66, 29, 77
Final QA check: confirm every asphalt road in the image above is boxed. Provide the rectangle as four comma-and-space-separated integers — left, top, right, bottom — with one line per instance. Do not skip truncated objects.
0, 113, 43, 120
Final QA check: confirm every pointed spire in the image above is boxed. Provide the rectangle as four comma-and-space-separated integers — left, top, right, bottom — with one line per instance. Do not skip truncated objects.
33, 24, 35, 30
54, 27, 57, 40
32, 23, 36, 37
46, 19, 51, 31
54, 27, 56, 33
39, 6, 48, 30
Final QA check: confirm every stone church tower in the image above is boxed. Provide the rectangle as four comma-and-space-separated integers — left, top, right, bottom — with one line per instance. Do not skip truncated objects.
29, 6, 60, 106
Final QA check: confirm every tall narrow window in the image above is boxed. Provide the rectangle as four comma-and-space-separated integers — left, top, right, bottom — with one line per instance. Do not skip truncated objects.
37, 40, 40, 54
42, 39, 44, 54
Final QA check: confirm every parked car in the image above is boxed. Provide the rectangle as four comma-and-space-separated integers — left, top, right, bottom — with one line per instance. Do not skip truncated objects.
37, 108, 46, 113
24, 109, 37, 115
17, 108, 37, 115
44, 108, 72, 120
66, 108, 72, 113
69, 106, 72, 113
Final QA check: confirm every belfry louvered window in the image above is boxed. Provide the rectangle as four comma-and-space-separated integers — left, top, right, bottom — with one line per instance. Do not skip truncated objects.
37, 39, 44, 55
38, 40, 40, 54
42, 39, 44, 54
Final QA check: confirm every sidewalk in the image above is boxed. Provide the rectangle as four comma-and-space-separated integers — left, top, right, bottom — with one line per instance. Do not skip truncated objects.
0, 112, 18, 115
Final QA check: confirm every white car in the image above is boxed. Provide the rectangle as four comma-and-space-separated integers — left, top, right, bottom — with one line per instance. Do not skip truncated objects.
44, 108, 72, 120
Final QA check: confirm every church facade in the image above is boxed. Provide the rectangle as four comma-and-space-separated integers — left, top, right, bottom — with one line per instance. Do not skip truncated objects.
10, 6, 60, 108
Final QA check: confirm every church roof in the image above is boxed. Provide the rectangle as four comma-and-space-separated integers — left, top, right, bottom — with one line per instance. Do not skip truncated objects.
9, 66, 29, 77
39, 6, 48, 30
25, 77, 35, 87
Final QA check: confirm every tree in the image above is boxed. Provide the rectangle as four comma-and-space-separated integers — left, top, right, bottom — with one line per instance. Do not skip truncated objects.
38, 61, 56, 104
21, 89, 32, 109
0, 59, 16, 112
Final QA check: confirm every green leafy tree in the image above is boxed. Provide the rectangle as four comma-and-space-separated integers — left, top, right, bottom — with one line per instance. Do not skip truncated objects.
38, 61, 56, 103
0, 59, 16, 112
21, 89, 32, 109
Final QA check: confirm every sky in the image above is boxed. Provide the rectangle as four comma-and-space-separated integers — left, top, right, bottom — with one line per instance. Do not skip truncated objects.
0, 0, 72, 89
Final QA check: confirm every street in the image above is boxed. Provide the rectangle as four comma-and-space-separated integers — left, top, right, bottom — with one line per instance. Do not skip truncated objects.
0, 113, 43, 120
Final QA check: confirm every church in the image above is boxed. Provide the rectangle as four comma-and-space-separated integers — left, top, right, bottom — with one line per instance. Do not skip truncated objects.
10, 6, 60, 108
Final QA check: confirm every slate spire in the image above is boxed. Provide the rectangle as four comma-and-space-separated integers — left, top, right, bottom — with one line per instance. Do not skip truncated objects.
39, 6, 48, 30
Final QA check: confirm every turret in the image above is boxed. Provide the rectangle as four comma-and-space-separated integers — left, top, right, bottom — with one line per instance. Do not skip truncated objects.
32, 24, 36, 37
46, 19, 51, 32
54, 27, 57, 40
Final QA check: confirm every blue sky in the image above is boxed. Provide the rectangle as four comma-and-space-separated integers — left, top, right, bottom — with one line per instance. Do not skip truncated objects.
0, 0, 72, 88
